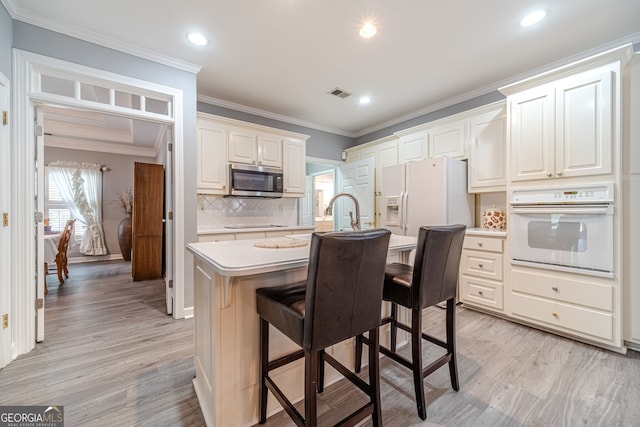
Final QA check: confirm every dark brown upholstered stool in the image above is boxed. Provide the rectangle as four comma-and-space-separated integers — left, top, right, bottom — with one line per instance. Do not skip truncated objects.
355, 224, 466, 420
256, 229, 391, 427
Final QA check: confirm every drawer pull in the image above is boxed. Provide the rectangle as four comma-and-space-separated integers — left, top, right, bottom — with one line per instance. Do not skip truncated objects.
552, 312, 559, 318
477, 242, 483, 247
478, 263, 484, 268
552, 286, 558, 292
478, 290, 484, 296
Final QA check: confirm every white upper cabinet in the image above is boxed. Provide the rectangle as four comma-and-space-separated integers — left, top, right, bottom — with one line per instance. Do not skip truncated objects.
197, 113, 308, 196
397, 130, 428, 163
468, 103, 507, 192
228, 129, 282, 168
282, 137, 306, 197
502, 47, 627, 183
554, 69, 613, 178
429, 119, 467, 159
196, 115, 228, 194
257, 134, 283, 168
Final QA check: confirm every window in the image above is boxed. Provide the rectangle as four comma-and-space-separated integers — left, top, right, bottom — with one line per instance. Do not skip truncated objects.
45, 168, 85, 239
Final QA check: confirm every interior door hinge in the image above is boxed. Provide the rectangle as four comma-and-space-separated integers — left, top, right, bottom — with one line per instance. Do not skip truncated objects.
35, 298, 44, 310
2, 314, 8, 329
168, 279, 173, 289
35, 212, 44, 223
168, 143, 173, 152
35, 125, 43, 137
2, 111, 7, 125
2, 213, 7, 227
168, 211, 174, 220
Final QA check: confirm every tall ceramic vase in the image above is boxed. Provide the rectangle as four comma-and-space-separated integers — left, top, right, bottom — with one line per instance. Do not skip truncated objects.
118, 212, 133, 261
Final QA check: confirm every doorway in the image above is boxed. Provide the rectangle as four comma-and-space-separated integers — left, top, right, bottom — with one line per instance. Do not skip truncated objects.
12, 50, 185, 357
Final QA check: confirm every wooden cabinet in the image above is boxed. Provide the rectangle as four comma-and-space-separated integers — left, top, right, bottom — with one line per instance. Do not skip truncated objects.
510, 267, 619, 347
459, 233, 505, 313
507, 65, 616, 182
282, 137, 306, 196
196, 116, 228, 195
228, 128, 282, 168
467, 104, 507, 192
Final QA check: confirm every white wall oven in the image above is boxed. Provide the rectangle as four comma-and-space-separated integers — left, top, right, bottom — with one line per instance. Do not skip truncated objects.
509, 183, 614, 278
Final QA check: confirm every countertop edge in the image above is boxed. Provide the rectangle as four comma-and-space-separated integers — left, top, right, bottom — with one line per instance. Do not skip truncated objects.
197, 225, 315, 235
466, 227, 507, 237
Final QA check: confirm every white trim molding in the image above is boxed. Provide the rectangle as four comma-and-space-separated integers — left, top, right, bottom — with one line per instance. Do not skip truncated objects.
12, 49, 187, 357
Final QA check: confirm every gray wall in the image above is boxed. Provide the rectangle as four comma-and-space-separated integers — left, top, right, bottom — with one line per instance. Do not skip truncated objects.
0, 3, 11, 77
44, 147, 161, 260
197, 102, 353, 161
13, 21, 198, 308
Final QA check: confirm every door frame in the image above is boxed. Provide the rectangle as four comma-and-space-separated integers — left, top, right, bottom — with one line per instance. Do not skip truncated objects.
0, 71, 11, 369
11, 49, 186, 358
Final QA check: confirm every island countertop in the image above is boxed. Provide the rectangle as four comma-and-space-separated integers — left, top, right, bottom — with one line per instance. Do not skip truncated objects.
187, 233, 418, 277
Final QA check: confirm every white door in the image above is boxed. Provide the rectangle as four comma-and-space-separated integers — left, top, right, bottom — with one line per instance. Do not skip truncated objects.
336, 158, 375, 231
35, 107, 46, 342
301, 175, 313, 226
0, 72, 10, 368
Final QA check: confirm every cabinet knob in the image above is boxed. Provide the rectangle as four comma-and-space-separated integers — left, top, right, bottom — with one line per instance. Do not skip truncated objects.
552, 312, 559, 318
552, 286, 558, 292
557, 171, 563, 176
477, 242, 483, 247
547, 171, 552, 177
478, 263, 484, 268
478, 290, 484, 296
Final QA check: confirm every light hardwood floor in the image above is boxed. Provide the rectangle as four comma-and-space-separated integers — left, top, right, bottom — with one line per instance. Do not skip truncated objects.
1, 261, 639, 426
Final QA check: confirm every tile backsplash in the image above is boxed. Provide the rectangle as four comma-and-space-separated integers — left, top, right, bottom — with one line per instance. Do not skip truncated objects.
197, 195, 299, 228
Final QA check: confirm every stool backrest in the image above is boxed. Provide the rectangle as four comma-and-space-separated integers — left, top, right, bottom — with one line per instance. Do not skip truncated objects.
411, 225, 466, 310
304, 229, 391, 352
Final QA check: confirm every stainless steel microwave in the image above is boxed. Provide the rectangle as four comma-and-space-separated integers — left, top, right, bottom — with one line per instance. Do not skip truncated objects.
228, 163, 283, 198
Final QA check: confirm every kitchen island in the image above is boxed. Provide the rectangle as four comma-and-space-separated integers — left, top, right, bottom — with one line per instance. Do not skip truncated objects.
187, 233, 417, 427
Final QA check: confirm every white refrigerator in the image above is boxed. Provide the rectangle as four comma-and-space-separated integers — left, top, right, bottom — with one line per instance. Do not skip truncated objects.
381, 157, 474, 236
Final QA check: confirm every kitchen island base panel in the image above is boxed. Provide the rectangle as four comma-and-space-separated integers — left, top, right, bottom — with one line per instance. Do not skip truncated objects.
192, 261, 359, 427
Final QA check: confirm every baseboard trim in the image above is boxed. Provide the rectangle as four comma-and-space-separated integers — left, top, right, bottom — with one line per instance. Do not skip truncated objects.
68, 254, 125, 264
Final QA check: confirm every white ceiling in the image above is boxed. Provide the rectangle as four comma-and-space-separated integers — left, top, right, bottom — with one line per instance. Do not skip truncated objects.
6, 0, 640, 138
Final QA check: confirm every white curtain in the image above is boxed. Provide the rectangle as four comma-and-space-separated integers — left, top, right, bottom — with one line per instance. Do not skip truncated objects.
49, 161, 108, 256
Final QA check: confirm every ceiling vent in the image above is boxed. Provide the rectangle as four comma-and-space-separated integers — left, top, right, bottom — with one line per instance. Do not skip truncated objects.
328, 87, 352, 99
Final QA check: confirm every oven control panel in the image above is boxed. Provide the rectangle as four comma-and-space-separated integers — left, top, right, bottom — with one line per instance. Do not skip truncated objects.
509, 183, 614, 205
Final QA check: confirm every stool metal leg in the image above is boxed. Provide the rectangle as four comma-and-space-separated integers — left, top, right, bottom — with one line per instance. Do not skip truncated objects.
390, 303, 398, 352
447, 299, 459, 391
304, 350, 318, 427
259, 318, 269, 424
368, 327, 383, 427
411, 308, 427, 420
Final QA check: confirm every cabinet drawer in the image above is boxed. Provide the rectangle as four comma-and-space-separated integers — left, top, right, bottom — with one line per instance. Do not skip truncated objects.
461, 250, 503, 281
461, 275, 503, 311
511, 269, 613, 311
510, 292, 613, 342
463, 236, 503, 253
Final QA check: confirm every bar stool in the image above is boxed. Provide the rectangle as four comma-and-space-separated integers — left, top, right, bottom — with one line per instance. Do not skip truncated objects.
355, 224, 466, 420
256, 229, 391, 427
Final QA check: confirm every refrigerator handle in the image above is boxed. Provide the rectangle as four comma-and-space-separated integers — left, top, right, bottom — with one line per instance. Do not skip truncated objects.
401, 191, 408, 233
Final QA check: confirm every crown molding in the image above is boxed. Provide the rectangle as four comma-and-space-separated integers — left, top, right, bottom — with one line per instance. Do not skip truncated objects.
197, 94, 354, 138
7, 4, 202, 74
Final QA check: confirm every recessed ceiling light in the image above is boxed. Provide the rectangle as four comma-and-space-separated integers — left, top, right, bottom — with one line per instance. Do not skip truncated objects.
520, 10, 546, 27
359, 96, 372, 105
359, 22, 377, 38
187, 32, 208, 46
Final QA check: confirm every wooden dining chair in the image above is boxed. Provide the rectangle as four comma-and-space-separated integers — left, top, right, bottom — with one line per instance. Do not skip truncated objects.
45, 219, 75, 292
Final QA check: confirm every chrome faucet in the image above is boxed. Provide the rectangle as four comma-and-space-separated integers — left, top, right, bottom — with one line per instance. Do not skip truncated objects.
324, 192, 361, 231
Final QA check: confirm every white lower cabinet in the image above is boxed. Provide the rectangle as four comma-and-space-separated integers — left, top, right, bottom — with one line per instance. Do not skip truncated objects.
509, 267, 619, 347
459, 234, 505, 313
